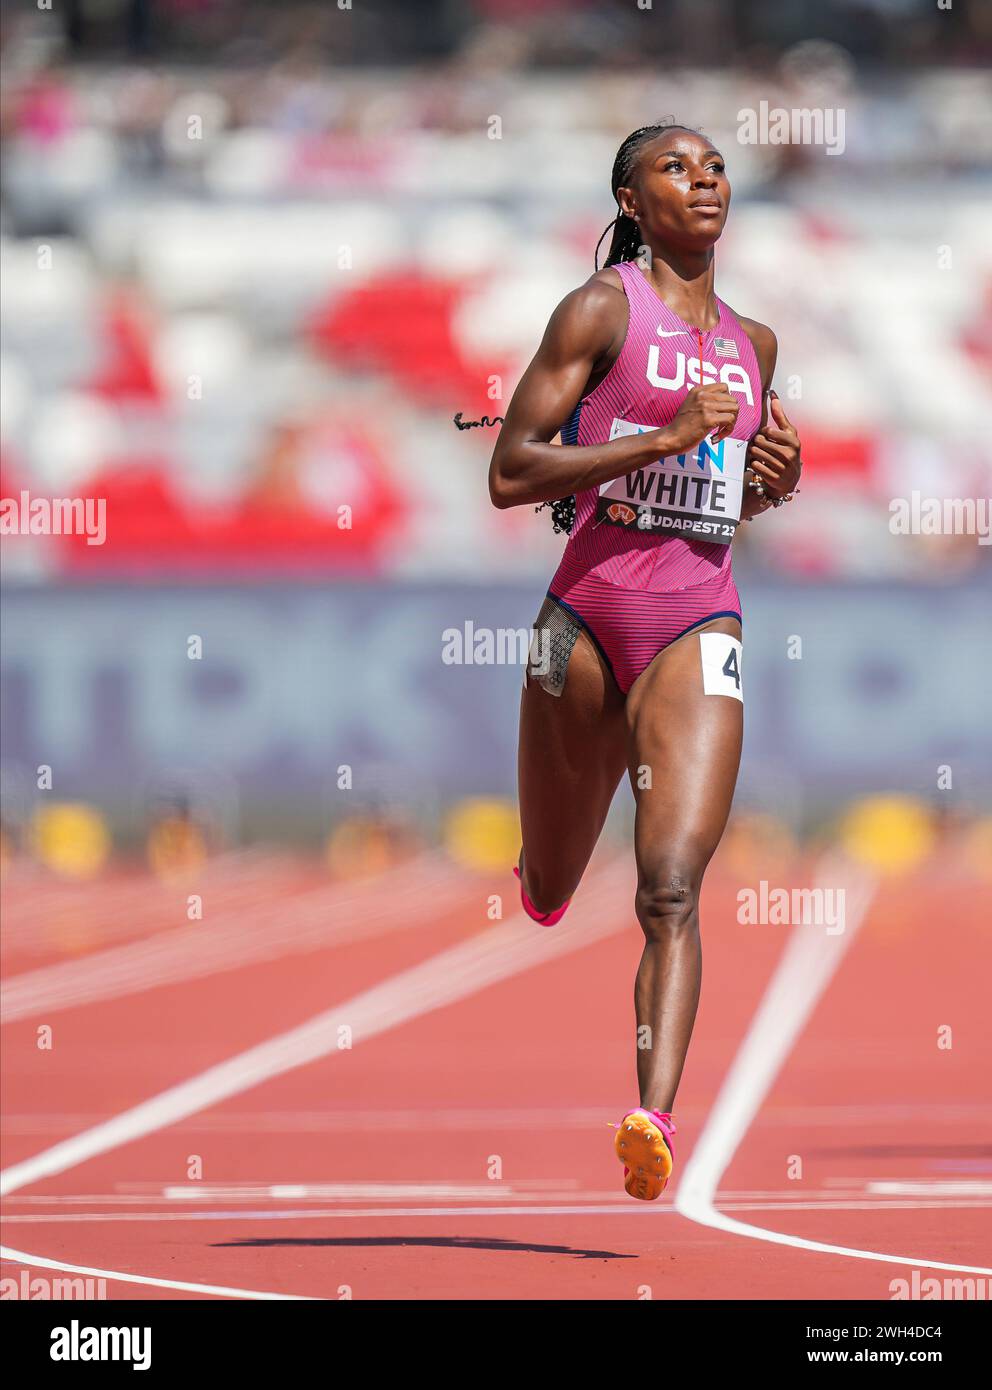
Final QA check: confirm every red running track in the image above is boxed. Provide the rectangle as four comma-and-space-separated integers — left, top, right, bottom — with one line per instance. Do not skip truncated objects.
1, 849, 990, 1300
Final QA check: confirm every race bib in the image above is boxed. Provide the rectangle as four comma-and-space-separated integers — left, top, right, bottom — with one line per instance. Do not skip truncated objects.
598, 419, 747, 545
699, 632, 743, 702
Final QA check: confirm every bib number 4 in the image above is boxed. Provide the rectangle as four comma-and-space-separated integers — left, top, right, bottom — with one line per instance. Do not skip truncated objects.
699, 632, 743, 702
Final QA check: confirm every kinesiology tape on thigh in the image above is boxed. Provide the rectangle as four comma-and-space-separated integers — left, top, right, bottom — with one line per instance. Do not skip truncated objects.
526, 595, 581, 697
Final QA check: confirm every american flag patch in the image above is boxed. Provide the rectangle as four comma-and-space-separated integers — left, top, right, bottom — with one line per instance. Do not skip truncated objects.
713, 337, 739, 359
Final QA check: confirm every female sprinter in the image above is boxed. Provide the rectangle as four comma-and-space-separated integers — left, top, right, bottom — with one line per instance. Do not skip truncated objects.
488, 123, 802, 1201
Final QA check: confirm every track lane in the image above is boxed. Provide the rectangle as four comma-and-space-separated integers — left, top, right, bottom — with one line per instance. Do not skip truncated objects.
2, 857, 989, 1298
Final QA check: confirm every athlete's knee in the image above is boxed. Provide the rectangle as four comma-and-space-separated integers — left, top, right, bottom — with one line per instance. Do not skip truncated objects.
635, 870, 700, 941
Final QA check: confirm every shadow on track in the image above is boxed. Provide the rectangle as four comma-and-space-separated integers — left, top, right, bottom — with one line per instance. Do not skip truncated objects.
212, 1234, 634, 1260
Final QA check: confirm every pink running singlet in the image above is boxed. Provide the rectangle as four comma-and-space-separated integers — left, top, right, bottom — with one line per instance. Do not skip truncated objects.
547, 259, 764, 693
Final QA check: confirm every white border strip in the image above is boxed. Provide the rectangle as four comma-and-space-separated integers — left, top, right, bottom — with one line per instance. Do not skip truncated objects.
0, 1245, 315, 1300
674, 852, 992, 1277
5, 1198, 992, 1224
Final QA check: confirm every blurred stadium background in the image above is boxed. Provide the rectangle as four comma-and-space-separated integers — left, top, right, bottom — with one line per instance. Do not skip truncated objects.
1, 0, 990, 902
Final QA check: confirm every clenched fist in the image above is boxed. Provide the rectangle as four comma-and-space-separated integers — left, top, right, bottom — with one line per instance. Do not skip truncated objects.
661, 383, 741, 454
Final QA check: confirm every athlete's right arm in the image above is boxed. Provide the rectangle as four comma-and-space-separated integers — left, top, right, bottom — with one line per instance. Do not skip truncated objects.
488, 280, 738, 509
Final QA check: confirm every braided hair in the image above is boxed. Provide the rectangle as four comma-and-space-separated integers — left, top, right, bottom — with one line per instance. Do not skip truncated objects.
537, 122, 693, 535
594, 121, 692, 269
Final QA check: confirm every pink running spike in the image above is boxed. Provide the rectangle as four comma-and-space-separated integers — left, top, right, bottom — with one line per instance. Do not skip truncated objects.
513, 865, 571, 926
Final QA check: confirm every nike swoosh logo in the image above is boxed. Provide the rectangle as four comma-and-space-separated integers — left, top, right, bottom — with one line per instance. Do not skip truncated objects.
656, 328, 689, 338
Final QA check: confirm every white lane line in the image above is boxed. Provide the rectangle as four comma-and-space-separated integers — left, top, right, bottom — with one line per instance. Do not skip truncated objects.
5, 1199, 992, 1224
1, 1207, 675, 1223
675, 852, 992, 1277
0, 1245, 315, 1300
1, 855, 472, 1023
158, 1181, 568, 1200
868, 1181, 992, 1197
5, 1186, 991, 1208
0, 859, 630, 1199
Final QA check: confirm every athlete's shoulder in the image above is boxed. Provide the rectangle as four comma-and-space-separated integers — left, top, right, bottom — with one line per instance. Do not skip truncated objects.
726, 307, 778, 385
541, 268, 628, 354
587, 266, 627, 297
558, 267, 627, 319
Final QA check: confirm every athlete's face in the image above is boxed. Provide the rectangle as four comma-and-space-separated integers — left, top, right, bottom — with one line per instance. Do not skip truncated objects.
617, 130, 731, 251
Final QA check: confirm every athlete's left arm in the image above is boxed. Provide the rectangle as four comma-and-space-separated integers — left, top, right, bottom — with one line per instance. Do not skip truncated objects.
738, 317, 802, 520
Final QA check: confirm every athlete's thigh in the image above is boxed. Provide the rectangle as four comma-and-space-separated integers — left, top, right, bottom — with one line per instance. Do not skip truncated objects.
518, 625, 627, 894
625, 618, 744, 884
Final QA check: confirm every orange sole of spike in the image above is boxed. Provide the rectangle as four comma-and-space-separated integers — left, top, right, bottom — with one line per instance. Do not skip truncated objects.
614, 1114, 674, 1201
